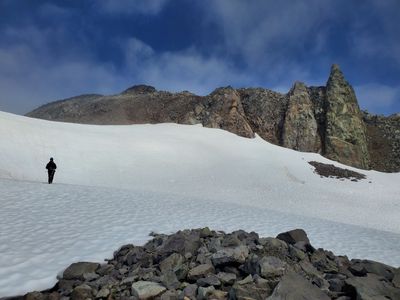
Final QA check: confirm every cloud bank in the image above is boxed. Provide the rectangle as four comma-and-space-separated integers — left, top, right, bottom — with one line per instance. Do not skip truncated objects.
0, 0, 399, 115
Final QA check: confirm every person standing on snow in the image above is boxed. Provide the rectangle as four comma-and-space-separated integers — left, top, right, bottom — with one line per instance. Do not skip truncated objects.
46, 157, 57, 184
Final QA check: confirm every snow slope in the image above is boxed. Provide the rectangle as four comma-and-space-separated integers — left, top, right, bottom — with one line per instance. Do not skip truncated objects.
0, 111, 399, 296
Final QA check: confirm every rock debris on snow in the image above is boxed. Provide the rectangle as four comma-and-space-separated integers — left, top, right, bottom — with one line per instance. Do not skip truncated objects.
308, 161, 366, 181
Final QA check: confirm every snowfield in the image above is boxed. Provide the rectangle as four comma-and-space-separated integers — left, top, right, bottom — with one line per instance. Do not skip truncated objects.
0, 111, 399, 297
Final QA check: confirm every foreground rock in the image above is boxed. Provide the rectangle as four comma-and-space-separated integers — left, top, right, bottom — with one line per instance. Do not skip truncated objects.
62, 262, 100, 280
9, 228, 400, 300
131, 281, 166, 299
268, 272, 330, 300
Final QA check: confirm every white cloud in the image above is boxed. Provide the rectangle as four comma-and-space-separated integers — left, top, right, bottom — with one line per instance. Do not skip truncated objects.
349, 0, 400, 65
0, 27, 251, 114
125, 38, 155, 66
355, 84, 399, 114
0, 26, 130, 114
0, 48, 126, 114
350, 31, 400, 66
94, 0, 169, 15
195, 0, 339, 89
203, 1, 334, 69
122, 38, 251, 95
39, 3, 71, 18
1, 1, 398, 115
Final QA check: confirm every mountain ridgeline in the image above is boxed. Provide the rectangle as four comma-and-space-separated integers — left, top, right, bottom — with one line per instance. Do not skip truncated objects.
27, 65, 400, 172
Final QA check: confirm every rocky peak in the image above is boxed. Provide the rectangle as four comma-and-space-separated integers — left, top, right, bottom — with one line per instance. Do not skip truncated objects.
324, 64, 370, 169
390, 113, 400, 118
178, 90, 195, 96
327, 64, 346, 85
290, 81, 308, 95
326, 64, 358, 106
122, 84, 157, 95
210, 86, 235, 96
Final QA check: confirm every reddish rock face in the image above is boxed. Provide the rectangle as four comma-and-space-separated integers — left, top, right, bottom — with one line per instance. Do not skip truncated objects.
202, 87, 254, 138
26, 67, 399, 172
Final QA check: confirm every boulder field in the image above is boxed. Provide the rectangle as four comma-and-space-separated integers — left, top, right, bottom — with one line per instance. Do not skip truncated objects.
7, 228, 400, 300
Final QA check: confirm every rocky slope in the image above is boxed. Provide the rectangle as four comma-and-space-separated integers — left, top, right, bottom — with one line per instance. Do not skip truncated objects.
363, 112, 400, 173
26, 65, 399, 172
9, 228, 400, 300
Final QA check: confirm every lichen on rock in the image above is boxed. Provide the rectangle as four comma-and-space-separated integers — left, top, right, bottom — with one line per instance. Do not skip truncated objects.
282, 81, 321, 152
324, 64, 370, 169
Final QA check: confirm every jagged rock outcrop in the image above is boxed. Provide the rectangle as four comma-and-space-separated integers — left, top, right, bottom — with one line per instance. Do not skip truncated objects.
324, 64, 370, 169
122, 84, 157, 95
26, 65, 399, 172
238, 88, 287, 145
282, 82, 321, 152
201, 87, 254, 138
12, 228, 400, 300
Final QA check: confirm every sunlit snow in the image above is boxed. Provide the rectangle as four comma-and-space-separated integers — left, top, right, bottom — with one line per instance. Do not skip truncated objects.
0, 111, 399, 297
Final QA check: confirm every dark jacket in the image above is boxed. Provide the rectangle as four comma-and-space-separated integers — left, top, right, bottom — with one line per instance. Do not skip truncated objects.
46, 161, 57, 171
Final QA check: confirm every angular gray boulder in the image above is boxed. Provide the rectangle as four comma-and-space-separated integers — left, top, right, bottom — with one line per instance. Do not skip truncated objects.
345, 273, 400, 300
131, 281, 166, 299
211, 245, 249, 266
276, 228, 310, 245
348, 259, 395, 280
70, 284, 92, 300
62, 262, 100, 280
258, 256, 287, 279
267, 272, 330, 300
159, 253, 188, 280
187, 264, 215, 281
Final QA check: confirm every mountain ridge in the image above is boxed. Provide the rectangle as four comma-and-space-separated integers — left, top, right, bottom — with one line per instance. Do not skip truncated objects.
26, 65, 400, 172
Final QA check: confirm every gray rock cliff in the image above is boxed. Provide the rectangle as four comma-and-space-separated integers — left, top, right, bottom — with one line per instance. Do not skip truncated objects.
282, 82, 321, 152
26, 65, 399, 172
324, 64, 370, 169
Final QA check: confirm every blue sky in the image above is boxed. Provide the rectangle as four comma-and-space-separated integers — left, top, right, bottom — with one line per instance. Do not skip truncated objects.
0, 0, 399, 115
